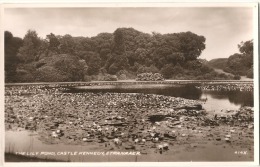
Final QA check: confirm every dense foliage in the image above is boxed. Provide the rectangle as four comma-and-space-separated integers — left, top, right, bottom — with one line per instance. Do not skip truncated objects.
5, 31, 23, 82
224, 40, 253, 78
5, 28, 234, 82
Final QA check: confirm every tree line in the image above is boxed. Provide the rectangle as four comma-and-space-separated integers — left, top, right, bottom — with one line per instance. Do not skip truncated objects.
5, 27, 246, 82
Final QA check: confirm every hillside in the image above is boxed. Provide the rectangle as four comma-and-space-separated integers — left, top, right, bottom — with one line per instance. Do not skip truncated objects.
207, 58, 228, 69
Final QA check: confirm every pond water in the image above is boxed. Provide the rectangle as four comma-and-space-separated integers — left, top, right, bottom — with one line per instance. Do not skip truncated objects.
70, 83, 253, 114
5, 130, 252, 162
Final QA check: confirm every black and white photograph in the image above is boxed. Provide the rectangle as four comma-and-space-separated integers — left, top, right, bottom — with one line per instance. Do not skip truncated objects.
1, 2, 259, 166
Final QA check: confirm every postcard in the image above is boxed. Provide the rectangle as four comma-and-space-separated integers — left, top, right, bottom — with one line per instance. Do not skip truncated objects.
1, 2, 259, 167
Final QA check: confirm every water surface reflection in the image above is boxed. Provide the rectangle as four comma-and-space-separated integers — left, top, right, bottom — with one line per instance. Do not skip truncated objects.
70, 84, 253, 112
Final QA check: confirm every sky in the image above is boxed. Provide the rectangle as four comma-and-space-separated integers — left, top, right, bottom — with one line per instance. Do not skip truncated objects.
4, 7, 254, 60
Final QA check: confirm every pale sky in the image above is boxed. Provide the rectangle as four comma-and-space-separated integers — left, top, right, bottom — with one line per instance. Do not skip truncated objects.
4, 7, 254, 60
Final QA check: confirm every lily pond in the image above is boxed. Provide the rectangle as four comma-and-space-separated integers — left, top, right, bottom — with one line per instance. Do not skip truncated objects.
5, 81, 254, 162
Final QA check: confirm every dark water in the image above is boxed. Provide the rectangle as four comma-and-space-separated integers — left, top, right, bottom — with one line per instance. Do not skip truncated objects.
67, 84, 202, 99
68, 83, 253, 112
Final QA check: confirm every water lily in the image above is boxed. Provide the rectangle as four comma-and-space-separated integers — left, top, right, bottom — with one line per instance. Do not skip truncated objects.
134, 139, 139, 143
224, 138, 230, 142
153, 137, 159, 142
163, 143, 169, 150
51, 131, 58, 138
114, 138, 120, 144
230, 130, 235, 133
157, 144, 163, 150
225, 135, 231, 138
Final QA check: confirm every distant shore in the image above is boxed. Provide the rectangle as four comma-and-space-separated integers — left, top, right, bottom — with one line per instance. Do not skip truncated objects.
5, 79, 253, 86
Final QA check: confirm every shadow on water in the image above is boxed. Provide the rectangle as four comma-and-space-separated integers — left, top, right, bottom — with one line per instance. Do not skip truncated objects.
66, 84, 203, 100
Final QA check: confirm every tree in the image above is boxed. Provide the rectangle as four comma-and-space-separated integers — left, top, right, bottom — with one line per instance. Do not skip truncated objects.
239, 40, 253, 68
224, 40, 253, 77
59, 34, 75, 54
160, 64, 175, 79
54, 54, 84, 81
238, 40, 253, 56
86, 54, 101, 75
17, 30, 41, 63
113, 28, 126, 54
135, 48, 147, 64
46, 33, 60, 52
172, 63, 184, 76
4, 31, 23, 82
177, 31, 206, 61
107, 28, 129, 74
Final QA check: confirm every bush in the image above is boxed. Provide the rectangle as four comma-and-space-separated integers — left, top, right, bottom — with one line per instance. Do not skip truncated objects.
35, 66, 67, 82
118, 74, 127, 80
104, 74, 118, 81
137, 65, 159, 74
160, 64, 174, 79
234, 75, 241, 80
83, 75, 92, 82
136, 72, 164, 81
15, 70, 35, 82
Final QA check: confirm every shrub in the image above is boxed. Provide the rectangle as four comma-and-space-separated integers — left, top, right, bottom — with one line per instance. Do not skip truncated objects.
104, 74, 118, 81
160, 64, 174, 79
83, 75, 92, 82
118, 74, 127, 80
35, 66, 67, 82
234, 75, 241, 80
136, 72, 164, 81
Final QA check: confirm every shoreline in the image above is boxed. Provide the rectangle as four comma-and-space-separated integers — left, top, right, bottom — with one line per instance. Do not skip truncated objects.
5, 79, 253, 86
